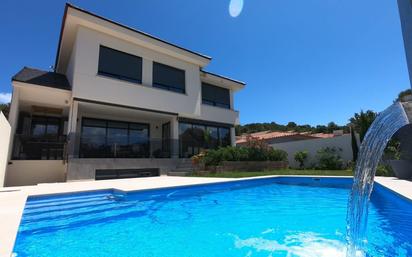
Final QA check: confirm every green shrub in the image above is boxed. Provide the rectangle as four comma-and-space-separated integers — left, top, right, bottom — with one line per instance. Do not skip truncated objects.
202, 149, 223, 166
315, 147, 344, 170
375, 164, 395, 177
198, 145, 288, 166
294, 151, 308, 169
267, 148, 288, 161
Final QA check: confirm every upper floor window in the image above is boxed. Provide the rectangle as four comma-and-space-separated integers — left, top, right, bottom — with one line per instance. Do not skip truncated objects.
98, 45, 142, 83
31, 116, 61, 139
202, 83, 230, 109
153, 62, 185, 94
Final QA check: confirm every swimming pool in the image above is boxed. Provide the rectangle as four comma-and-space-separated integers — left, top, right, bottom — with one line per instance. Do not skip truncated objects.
12, 177, 412, 257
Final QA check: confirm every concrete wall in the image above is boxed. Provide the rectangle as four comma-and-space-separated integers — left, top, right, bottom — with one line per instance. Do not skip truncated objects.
398, 0, 412, 88
67, 158, 182, 180
270, 134, 354, 168
5, 160, 66, 187
0, 112, 11, 187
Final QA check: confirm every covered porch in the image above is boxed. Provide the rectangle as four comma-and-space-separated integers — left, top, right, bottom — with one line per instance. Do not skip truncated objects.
67, 99, 180, 160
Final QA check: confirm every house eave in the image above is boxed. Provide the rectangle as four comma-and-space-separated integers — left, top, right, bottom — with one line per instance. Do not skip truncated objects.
55, 3, 211, 73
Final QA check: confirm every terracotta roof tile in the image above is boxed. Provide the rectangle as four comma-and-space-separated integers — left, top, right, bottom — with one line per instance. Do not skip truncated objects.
236, 131, 338, 144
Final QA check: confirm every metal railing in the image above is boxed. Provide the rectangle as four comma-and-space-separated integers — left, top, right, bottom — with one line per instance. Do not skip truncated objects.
65, 133, 180, 159
12, 134, 67, 160
11, 133, 228, 161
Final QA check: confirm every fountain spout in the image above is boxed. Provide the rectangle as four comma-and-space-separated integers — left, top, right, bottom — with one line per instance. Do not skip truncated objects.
346, 102, 410, 257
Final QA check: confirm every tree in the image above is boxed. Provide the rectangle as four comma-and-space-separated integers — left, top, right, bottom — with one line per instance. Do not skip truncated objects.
395, 89, 412, 102
0, 103, 10, 118
287, 122, 297, 128
350, 126, 359, 162
349, 110, 377, 142
326, 122, 340, 133
294, 151, 308, 169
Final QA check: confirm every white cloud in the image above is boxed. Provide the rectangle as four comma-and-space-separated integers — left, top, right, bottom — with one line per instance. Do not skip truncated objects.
0, 92, 11, 103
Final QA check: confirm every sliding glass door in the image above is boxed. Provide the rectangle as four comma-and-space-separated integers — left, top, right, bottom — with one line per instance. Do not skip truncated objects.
179, 122, 231, 158
80, 118, 149, 158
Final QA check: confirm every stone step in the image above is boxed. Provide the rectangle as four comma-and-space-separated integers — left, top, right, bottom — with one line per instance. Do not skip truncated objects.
172, 167, 194, 172
167, 171, 191, 176
176, 163, 194, 168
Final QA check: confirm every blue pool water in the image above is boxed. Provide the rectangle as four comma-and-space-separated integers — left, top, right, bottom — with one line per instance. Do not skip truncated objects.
13, 177, 412, 257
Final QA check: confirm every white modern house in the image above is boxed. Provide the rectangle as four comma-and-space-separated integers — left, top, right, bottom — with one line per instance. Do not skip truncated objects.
5, 4, 244, 186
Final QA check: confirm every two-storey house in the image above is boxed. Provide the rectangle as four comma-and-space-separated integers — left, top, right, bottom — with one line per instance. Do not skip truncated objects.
5, 4, 244, 186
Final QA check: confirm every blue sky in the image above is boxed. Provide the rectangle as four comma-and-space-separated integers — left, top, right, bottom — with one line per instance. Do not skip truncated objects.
0, 0, 409, 126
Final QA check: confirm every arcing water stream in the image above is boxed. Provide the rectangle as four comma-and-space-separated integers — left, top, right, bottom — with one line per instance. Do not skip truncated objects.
346, 102, 410, 257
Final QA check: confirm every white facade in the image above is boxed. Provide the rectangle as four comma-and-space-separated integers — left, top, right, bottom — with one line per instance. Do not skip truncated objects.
0, 112, 11, 187
270, 134, 355, 169
5, 3, 244, 186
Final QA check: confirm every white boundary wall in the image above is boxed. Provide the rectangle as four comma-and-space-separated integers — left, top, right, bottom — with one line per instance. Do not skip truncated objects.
0, 112, 11, 187
270, 134, 355, 168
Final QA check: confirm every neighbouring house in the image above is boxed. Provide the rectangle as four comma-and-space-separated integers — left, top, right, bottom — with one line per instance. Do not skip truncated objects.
5, 3, 244, 186
236, 130, 338, 146
236, 130, 354, 168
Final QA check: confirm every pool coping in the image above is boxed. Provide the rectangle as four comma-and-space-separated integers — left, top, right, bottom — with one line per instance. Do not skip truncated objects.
0, 175, 411, 257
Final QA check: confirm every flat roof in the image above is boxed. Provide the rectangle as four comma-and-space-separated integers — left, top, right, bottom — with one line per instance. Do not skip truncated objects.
201, 70, 246, 86
54, 3, 212, 70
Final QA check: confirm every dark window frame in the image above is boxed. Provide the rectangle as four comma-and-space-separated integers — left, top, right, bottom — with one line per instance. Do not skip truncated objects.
30, 115, 63, 140
152, 62, 186, 94
80, 117, 150, 158
178, 121, 231, 157
201, 82, 231, 109
98, 45, 143, 84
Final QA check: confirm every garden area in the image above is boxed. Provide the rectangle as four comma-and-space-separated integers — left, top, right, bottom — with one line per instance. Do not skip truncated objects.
189, 137, 394, 178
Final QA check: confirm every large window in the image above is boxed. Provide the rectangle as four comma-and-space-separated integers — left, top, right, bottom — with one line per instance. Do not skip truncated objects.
80, 118, 149, 158
202, 83, 230, 109
179, 122, 231, 157
31, 116, 61, 139
98, 45, 142, 83
12, 115, 65, 160
153, 62, 185, 93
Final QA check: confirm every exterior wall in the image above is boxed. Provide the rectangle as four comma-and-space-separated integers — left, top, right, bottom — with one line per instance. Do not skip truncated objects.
71, 26, 202, 117
5, 160, 66, 186
398, 0, 412, 89
65, 34, 78, 87
0, 112, 11, 187
69, 26, 239, 125
7, 87, 19, 161
67, 158, 182, 180
270, 134, 354, 168
200, 104, 239, 125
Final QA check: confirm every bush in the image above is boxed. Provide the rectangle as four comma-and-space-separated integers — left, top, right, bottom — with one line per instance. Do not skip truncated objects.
267, 148, 288, 161
294, 151, 308, 169
375, 164, 395, 177
315, 147, 344, 170
195, 145, 288, 167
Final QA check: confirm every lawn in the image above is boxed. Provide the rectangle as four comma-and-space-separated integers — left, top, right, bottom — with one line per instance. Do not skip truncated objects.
190, 169, 354, 178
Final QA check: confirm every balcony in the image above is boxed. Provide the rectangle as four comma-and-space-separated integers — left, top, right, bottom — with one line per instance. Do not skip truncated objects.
66, 133, 179, 159
12, 134, 67, 160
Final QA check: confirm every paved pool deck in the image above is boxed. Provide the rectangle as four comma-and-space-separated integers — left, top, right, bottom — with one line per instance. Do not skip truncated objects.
0, 175, 411, 257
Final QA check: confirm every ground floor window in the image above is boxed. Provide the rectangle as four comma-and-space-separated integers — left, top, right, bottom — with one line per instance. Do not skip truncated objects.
80, 118, 149, 158
12, 114, 66, 160
179, 122, 231, 158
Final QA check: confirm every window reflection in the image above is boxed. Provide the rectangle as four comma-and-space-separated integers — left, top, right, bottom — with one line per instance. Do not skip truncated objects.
179, 122, 231, 157
80, 118, 149, 158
